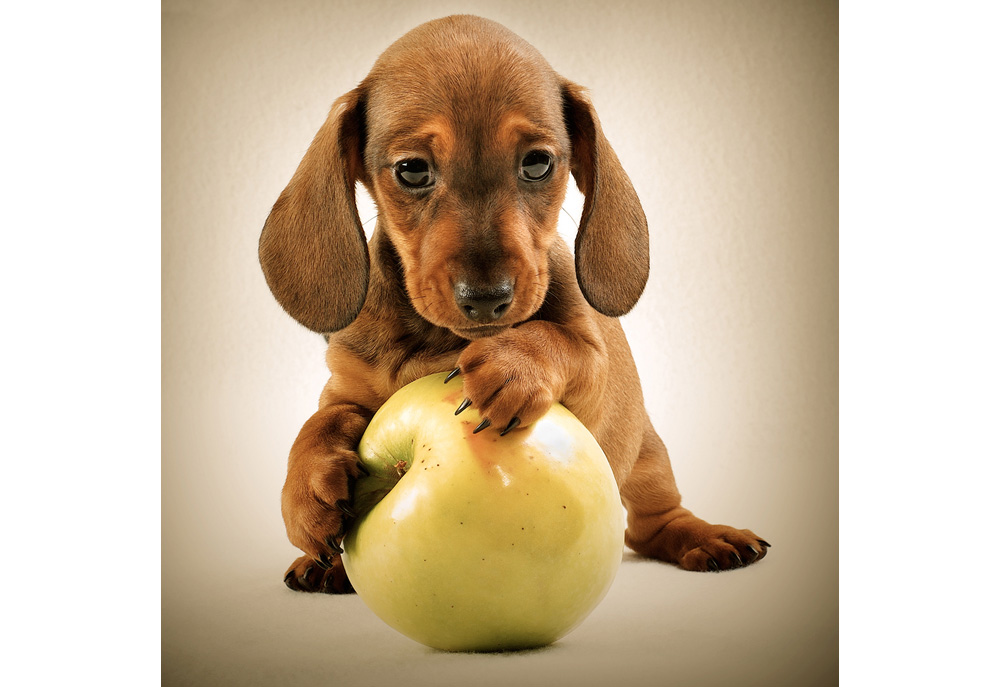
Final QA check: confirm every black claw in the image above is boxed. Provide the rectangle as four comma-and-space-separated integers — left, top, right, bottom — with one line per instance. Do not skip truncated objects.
317, 553, 333, 570
325, 537, 344, 555
445, 367, 461, 383
284, 570, 296, 588
473, 418, 492, 434
746, 546, 760, 561
707, 557, 720, 572
455, 398, 472, 415
500, 417, 521, 436
336, 499, 357, 519
730, 552, 744, 568
299, 565, 315, 584
758, 539, 771, 549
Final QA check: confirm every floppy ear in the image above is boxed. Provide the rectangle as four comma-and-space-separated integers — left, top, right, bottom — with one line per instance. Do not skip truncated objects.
259, 87, 370, 333
562, 80, 649, 317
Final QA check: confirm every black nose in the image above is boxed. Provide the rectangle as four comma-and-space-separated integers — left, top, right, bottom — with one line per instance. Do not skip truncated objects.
454, 280, 513, 324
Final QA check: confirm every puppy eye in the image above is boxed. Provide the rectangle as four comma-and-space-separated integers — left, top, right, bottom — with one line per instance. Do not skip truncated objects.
395, 159, 434, 188
519, 151, 552, 182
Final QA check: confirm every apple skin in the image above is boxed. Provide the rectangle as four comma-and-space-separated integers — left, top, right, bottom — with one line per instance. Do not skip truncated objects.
341, 372, 624, 652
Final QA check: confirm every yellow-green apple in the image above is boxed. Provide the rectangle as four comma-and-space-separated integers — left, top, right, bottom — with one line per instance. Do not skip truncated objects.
342, 372, 624, 652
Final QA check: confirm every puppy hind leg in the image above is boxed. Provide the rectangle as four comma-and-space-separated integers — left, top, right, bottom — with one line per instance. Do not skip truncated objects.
621, 428, 769, 572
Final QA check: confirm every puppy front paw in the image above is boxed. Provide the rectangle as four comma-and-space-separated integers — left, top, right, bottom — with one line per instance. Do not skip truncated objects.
284, 554, 354, 594
453, 337, 558, 434
281, 447, 364, 571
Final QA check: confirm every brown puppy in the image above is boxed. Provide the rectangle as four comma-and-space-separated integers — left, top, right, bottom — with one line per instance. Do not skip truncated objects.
260, 15, 768, 593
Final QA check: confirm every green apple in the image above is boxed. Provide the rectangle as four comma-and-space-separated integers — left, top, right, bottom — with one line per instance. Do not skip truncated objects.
342, 372, 624, 652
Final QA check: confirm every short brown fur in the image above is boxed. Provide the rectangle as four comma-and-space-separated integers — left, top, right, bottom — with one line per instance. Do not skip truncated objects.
260, 15, 768, 593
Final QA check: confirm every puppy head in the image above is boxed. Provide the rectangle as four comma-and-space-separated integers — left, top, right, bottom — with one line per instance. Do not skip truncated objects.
259, 15, 648, 336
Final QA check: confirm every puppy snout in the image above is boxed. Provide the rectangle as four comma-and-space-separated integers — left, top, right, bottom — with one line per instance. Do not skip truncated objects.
454, 280, 513, 323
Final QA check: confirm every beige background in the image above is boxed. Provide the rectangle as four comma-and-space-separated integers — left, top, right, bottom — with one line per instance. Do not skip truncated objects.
163, 0, 837, 684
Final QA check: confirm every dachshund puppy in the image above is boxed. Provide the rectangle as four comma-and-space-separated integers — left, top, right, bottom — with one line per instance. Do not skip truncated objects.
260, 15, 768, 593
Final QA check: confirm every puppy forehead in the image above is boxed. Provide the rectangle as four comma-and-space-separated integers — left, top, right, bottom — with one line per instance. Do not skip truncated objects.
365, 17, 565, 153
380, 111, 561, 161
